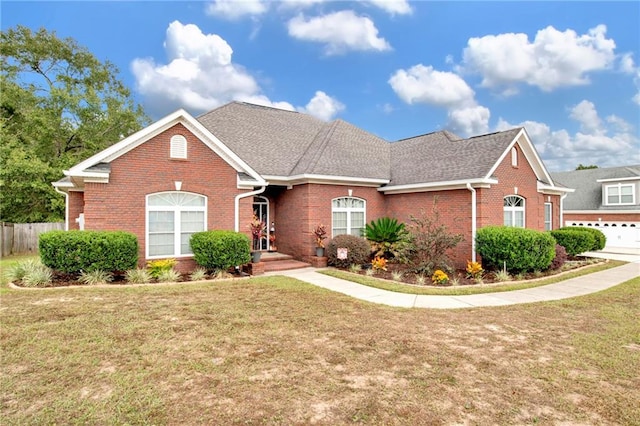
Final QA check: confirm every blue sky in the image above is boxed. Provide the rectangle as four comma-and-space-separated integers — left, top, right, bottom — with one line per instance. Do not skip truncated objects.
3, 1, 639, 171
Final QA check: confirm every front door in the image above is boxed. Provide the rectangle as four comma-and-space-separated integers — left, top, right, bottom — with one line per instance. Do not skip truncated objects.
252, 196, 269, 251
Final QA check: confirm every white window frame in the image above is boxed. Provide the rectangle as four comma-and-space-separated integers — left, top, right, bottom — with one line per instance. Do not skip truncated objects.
605, 183, 635, 206
331, 197, 366, 237
146, 191, 207, 259
544, 202, 552, 231
504, 195, 525, 228
511, 146, 518, 167
170, 134, 187, 159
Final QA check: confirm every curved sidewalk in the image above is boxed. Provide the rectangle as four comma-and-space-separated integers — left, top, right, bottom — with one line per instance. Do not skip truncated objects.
270, 258, 640, 309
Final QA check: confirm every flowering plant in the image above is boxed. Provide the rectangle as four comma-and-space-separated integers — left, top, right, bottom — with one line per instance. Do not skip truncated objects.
313, 224, 328, 248
371, 256, 388, 271
250, 215, 266, 239
466, 260, 484, 281
431, 269, 449, 285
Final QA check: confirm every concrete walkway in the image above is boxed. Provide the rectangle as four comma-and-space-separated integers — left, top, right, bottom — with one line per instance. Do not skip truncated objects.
268, 251, 640, 309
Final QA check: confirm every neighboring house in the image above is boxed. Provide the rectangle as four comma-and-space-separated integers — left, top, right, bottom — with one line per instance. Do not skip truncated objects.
53, 102, 571, 272
551, 166, 640, 249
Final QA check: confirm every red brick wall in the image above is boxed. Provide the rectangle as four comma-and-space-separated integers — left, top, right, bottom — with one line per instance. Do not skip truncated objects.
67, 191, 84, 230
477, 144, 560, 231
271, 184, 386, 259
385, 190, 472, 268
563, 212, 640, 224
82, 123, 247, 271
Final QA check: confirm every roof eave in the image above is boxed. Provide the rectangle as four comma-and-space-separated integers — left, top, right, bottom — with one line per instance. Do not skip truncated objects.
596, 176, 640, 183
262, 174, 389, 187
379, 178, 498, 195
537, 182, 574, 195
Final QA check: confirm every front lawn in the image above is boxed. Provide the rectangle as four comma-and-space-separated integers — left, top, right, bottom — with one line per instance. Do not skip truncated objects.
1, 276, 639, 424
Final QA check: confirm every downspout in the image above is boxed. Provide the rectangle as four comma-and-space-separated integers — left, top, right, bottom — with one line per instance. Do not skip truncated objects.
466, 183, 477, 262
53, 187, 69, 231
234, 185, 266, 232
560, 193, 568, 229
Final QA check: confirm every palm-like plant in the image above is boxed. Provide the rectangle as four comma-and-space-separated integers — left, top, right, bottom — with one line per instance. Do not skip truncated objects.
364, 217, 407, 259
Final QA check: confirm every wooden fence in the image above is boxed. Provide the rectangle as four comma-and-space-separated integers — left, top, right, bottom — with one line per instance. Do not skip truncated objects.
0, 222, 64, 257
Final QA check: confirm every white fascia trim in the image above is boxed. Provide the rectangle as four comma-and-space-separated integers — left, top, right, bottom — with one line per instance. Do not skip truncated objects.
63, 109, 265, 186
262, 174, 389, 187
52, 180, 74, 189
485, 128, 555, 185
564, 209, 640, 214
379, 178, 498, 194
597, 176, 640, 183
537, 182, 574, 194
63, 171, 109, 179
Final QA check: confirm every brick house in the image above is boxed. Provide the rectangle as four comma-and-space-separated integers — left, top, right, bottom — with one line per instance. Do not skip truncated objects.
551, 165, 640, 249
53, 102, 571, 271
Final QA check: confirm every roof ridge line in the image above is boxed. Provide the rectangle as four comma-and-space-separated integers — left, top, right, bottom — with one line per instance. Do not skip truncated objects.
306, 120, 340, 172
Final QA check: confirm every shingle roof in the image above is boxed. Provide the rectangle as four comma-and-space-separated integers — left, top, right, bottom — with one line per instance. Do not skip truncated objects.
551, 165, 640, 211
389, 128, 522, 185
196, 102, 526, 186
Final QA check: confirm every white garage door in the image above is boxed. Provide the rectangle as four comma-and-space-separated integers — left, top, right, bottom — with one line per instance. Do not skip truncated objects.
564, 221, 640, 249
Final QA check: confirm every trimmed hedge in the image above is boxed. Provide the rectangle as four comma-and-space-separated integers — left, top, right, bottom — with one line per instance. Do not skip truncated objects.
476, 226, 556, 272
559, 226, 606, 251
190, 230, 251, 270
327, 234, 371, 268
39, 230, 138, 273
549, 229, 595, 256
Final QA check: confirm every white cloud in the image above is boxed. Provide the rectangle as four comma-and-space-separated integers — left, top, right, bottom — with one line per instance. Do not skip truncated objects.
389, 64, 475, 107
497, 101, 639, 171
569, 100, 603, 135
461, 24, 617, 94
619, 52, 635, 74
300, 91, 345, 121
389, 64, 489, 136
205, 0, 267, 20
287, 11, 391, 55
448, 106, 490, 136
131, 21, 293, 116
368, 0, 412, 15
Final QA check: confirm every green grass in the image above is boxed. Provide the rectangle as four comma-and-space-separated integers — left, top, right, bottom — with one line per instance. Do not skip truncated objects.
1, 276, 638, 424
320, 260, 626, 295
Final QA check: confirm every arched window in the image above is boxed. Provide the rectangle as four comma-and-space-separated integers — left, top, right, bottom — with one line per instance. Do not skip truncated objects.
504, 195, 525, 228
332, 197, 366, 237
147, 192, 206, 257
511, 147, 518, 167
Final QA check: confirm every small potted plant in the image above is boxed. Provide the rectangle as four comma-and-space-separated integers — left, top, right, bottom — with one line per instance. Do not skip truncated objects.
249, 214, 266, 262
313, 223, 327, 257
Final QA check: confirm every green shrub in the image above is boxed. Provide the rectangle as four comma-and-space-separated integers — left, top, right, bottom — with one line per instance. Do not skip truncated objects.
476, 226, 555, 273
39, 230, 138, 273
549, 229, 595, 257
6, 259, 43, 282
559, 226, 606, 251
190, 230, 251, 270
327, 234, 371, 268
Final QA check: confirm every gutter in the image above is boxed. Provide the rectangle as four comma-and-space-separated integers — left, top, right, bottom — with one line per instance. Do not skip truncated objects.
466, 183, 477, 262
234, 185, 267, 232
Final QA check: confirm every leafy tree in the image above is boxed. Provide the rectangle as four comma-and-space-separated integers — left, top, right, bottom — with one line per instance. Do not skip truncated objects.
576, 164, 598, 170
0, 25, 149, 222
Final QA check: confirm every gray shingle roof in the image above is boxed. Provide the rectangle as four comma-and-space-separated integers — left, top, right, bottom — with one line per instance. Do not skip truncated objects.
389, 129, 522, 185
551, 165, 640, 211
196, 102, 524, 186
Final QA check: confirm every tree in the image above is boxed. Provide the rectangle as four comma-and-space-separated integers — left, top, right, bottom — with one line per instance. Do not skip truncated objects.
576, 164, 598, 170
0, 26, 149, 222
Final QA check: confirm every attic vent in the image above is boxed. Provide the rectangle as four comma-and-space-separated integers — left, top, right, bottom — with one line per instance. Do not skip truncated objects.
170, 135, 187, 159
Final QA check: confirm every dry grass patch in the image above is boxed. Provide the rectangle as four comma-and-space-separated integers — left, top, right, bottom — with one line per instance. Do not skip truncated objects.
1, 276, 639, 425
